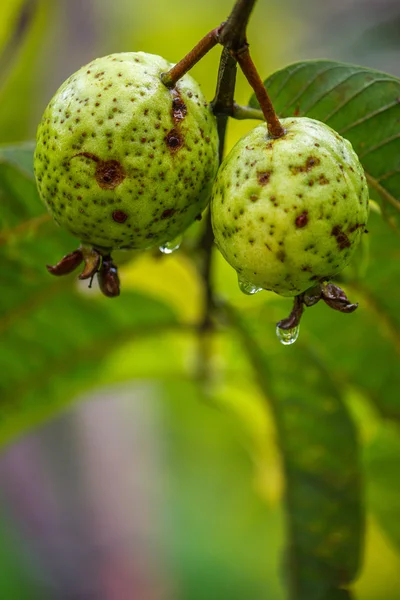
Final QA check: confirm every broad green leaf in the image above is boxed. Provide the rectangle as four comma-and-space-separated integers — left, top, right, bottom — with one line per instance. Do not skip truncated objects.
249, 60, 400, 227
228, 307, 363, 600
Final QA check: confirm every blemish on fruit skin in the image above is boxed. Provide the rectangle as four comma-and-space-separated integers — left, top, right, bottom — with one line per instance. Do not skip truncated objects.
318, 174, 329, 185
96, 160, 126, 189
348, 222, 365, 233
290, 156, 321, 175
161, 208, 176, 219
331, 225, 351, 249
276, 250, 286, 263
72, 153, 126, 189
165, 128, 183, 151
170, 88, 187, 123
295, 211, 308, 228
112, 210, 128, 223
257, 171, 272, 185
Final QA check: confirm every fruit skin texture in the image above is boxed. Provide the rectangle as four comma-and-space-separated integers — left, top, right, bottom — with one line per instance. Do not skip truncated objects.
34, 52, 219, 251
211, 117, 369, 297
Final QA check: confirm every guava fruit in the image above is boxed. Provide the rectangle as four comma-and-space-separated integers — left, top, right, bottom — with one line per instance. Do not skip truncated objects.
34, 51, 219, 295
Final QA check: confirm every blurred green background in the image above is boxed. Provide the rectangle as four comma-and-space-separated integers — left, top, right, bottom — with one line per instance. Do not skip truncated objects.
1, 0, 400, 598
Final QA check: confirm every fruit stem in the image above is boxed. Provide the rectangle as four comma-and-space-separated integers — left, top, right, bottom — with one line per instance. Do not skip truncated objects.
232, 102, 264, 120
277, 294, 304, 331
233, 44, 285, 138
161, 24, 224, 88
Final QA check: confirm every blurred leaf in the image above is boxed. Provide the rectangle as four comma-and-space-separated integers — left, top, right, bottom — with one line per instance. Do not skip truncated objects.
0, 142, 46, 234
0, 0, 39, 92
0, 0, 51, 142
364, 424, 400, 553
0, 0, 25, 51
0, 514, 40, 599
227, 307, 363, 600
163, 378, 285, 600
0, 143, 181, 445
0, 286, 179, 446
249, 61, 400, 228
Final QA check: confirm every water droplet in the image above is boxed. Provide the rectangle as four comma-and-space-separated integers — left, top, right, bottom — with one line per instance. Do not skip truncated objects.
159, 236, 182, 255
276, 324, 300, 346
238, 275, 262, 295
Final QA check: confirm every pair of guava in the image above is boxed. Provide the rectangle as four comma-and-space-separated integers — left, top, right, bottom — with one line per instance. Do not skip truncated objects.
34, 51, 369, 302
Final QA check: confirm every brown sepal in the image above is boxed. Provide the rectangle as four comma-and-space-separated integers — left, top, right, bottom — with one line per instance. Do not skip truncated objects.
97, 255, 120, 298
46, 249, 83, 276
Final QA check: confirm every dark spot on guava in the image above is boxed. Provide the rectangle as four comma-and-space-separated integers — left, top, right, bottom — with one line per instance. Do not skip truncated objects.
318, 174, 329, 185
96, 160, 125, 189
112, 210, 128, 223
72, 153, 126, 190
161, 208, 176, 219
257, 170, 271, 185
276, 250, 286, 262
348, 223, 365, 234
170, 89, 187, 123
331, 225, 351, 249
165, 128, 183, 151
295, 211, 308, 228
290, 156, 321, 175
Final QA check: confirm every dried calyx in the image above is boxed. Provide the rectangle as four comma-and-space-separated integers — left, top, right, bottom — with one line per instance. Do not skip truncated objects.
47, 247, 120, 297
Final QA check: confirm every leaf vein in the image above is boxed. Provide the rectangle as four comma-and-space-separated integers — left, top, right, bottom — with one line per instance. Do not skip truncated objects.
338, 100, 400, 135
324, 78, 395, 122
358, 133, 400, 160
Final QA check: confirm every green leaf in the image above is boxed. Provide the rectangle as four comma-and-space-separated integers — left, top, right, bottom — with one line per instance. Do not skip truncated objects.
249, 60, 400, 227
0, 143, 182, 445
0, 284, 179, 446
228, 307, 363, 600
162, 378, 286, 600
0, 142, 46, 231
364, 424, 400, 552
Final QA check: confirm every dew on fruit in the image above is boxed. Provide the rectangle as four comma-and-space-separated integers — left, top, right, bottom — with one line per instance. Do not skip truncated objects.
276, 324, 300, 345
159, 235, 182, 254
237, 275, 262, 295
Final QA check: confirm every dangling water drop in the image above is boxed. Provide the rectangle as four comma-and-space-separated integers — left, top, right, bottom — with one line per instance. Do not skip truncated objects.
276, 324, 300, 346
237, 275, 262, 295
159, 235, 182, 255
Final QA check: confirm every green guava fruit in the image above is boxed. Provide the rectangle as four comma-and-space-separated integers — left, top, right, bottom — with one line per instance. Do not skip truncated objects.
34, 51, 219, 252
211, 117, 369, 297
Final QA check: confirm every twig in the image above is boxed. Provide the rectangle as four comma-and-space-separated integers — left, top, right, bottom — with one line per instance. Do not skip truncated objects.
232, 102, 264, 120
160, 25, 224, 88
198, 0, 258, 331
233, 45, 285, 138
